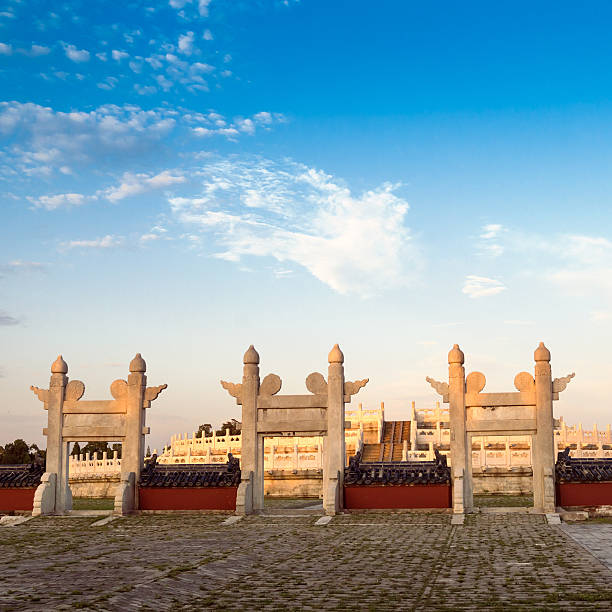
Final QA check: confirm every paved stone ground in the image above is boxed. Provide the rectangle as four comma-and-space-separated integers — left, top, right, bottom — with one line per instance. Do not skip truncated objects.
560, 522, 612, 571
1, 512, 611, 611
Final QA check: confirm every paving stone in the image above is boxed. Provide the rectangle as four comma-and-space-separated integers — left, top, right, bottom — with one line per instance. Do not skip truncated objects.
0, 512, 610, 610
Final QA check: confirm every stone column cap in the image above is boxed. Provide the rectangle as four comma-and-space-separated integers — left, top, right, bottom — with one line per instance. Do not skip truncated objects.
534, 342, 551, 362
51, 355, 68, 373
328, 343, 344, 364
129, 353, 146, 372
243, 345, 260, 364
448, 344, 464, 364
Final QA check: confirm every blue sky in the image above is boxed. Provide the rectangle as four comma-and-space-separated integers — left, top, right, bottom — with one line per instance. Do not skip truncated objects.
1, 0, 611, 450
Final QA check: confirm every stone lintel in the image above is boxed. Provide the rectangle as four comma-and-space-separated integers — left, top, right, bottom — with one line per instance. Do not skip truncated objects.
61, 426, 126, 439
63, 400, 126, 414
467, 419, 537, 434
257, 419, 329, 434
465, 392, 536, 407
257, 394, 328, 409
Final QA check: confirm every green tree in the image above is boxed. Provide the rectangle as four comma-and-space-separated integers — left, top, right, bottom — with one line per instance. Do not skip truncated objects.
0, 439, 40, 464
215, 420, 241, 436
71, 441, 81, 456
195, 423, 213, 438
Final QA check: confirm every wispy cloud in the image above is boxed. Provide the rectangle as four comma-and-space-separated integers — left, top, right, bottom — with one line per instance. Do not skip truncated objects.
0, 311, 19, 326
0, 42, 12, 55
0, 102, 285, 179
191, 110, 286, 139
478, 223, 505, 256
27, 192, 90, 210
462, 275, 506, 298
169, 157, 417, 296
61, 235, 123, 250
1, 260, 46, 273
102, 170, 185, 203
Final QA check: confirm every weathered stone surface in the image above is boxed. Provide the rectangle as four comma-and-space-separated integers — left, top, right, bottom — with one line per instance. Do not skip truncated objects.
0, 512, 610, 610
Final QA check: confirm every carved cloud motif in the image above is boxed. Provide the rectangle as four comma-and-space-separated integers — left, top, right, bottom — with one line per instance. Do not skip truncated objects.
306, 372, 327, 394
221, 380, 242, 400
259, 374, 282, 396
65, 380, 85, 401
110, 379, 128, 400
145, 384, 168, 402
553, 372, 575, 394
426, 376, 449, 397
344, 378, 369, 397
30, 385, 48, 403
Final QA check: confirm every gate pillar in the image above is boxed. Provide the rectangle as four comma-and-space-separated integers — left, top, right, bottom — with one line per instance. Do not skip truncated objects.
448, 345, 471, 513
324, 344, 346, 515
534, 343, 555, 513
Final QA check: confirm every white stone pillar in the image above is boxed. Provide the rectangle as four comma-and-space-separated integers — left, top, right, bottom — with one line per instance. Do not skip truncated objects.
534, 342, 555, 513
325, 344, 345, 515
448, 344, 470, 513
122, 353, 147, 510
241, 345, 261, 512
45, 355, 70, 513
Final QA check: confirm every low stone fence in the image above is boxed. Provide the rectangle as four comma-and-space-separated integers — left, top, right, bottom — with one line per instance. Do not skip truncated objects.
0, 464, 44, 512
555, 448, 612, 507
343, 451, 452, 510
138, 455, 241, 511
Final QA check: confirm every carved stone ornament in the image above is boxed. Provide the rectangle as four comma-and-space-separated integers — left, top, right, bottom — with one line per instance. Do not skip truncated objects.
259, 374, 282, 396
466, 372, 486, 394
110, 379, 128, 400
553, 372, 575, 394
65, 380, 85, 401
305, 372, 327, 394
30, 385, 48, 403
344, 378, 369, 397
144, 384, 168, 402
221, 380, 242, 399
426, 376, 449, 397
514, 371, 535, 392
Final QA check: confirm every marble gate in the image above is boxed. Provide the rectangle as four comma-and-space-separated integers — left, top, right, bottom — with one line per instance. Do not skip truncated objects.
30, 354, 166, 515
221, 344, 367, 515
427, 342, 575, 513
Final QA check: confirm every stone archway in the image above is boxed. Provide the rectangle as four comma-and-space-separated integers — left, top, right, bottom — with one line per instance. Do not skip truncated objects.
427, 343, 574, 513
221, 344, 368, 516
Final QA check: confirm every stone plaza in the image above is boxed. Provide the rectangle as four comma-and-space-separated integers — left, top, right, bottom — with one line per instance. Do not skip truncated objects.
1, 509, 611, 610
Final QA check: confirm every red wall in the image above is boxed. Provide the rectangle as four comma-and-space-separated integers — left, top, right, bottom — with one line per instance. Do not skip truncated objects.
138, 487, 237, 511
344, 484, 452, 510
0, 488, 36, 512
556, 482, 612, 507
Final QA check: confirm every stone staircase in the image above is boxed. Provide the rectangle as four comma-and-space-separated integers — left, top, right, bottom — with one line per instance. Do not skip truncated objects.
361, 421, 412, 463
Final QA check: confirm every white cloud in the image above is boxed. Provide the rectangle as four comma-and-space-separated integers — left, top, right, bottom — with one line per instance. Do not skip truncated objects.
169, 157, 417, 296
178, 31, 195, 55
62, 43, 90, 62
96, 52, 107, 61
111, 49, 129, 61
0, 42, 11, 55
462, 275, 506, 298
198, 0, 212, 16
479, 223, 505, 256
15, 44, 50, 57
97, 76, 119, 90
191, 111, 285, 139
103, 170, 185, 202
28, 192, 89, 210
203, 29, 213, 41
0, 102, 179, 174
61, 235, 123, 250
